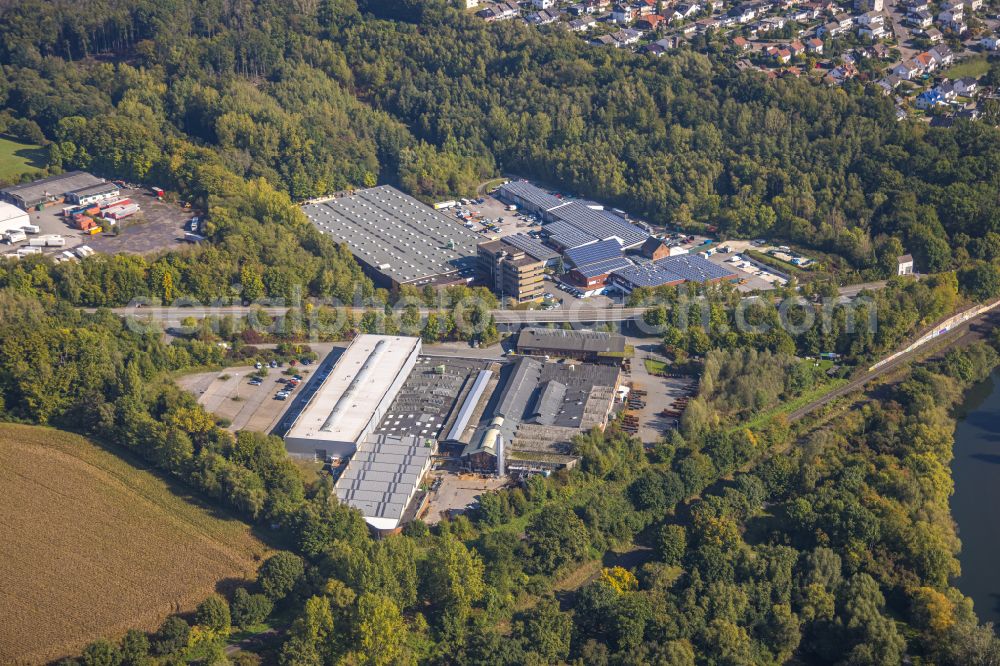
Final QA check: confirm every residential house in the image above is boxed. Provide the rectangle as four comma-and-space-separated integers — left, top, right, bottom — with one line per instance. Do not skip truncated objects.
637, 13, 665, 29
733, 35, 752, 49
859, 23, 886, 38
937, 6, 962, 25
897, 255, 914, 275
730, 4, 758, 22
477, 2, 519, 21
681, 22, 698, 33
981, 34, 1000, 50
591, 33, 618, 45
527, 8, 560, 23
568, 3, 593, 15
966, 0, 983, 10
907, 10, 933, 27
924, 27, 943, 42
915, 89, 947, 108
905, 0, 930, 12
709, 0, 725, 11
611, 4, 635, 22
892, 60, 920, 79
954, 77, 978, 95
929, 45, 953, 67
788, 40, 806, 56
806, 37, 824, 53
875, 76, 899, 94
695, 16, 723, 31
569, 15, 597, 29
934, 80, 959, 100
872, 43, 890, 58
818, 21, 845, 36
834, 12, 853, 27
532, 0, 554, 8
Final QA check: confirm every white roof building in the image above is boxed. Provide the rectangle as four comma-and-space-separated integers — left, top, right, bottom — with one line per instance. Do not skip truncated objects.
0, 202, 30, 235
284, 335, 421, 459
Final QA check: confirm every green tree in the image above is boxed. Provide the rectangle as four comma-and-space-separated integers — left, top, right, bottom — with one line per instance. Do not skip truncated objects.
259, 551, 305, 601
196, 594, 231, 634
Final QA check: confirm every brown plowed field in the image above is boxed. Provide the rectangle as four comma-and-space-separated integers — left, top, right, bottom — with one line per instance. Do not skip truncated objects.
0, 424, 270, 664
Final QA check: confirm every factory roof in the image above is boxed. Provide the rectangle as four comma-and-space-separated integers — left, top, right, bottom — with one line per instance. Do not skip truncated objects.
517, 327, 628, 355
611, 262, 685, 288
500, 233, 561, 262
565, 238, 624, 268
285, 335, 420, 446
68, 182, 119, 197
1, 171, 105, 206
548, 202, 648, 248
574, 255, 633, 279
334, 433, 435, 531
0, 202, 29, 224
497, 181, 564, 211
655, 254, 737, 282
544, 220, 599, 250
302, 186, 480, 284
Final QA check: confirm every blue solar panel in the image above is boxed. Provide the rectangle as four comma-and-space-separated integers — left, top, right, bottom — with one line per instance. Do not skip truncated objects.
564, 238, 623, 269
654, 255, 737, 282
498, 181, 564, 212
544, 220, 598, 250
502, 234, 560, 262
548, 202, 648, 248
575, 256, 633, 279
611, 263, 684, 288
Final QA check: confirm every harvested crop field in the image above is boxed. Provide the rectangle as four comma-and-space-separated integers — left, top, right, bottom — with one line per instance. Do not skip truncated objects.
0, 423, 271, 664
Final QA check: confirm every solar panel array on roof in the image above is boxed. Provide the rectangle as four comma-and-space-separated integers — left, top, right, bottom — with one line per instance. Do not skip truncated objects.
548, 202, 648, 249
655, 254, 737, 282
574, 255, 633, 279
564, 238, 624, 269
544, 220, 598, 250
501, 233, 560, 262
498, 181, 564, 212
301, 186, 479, 285
611, 253, 737, 289
611, 262, 684, 289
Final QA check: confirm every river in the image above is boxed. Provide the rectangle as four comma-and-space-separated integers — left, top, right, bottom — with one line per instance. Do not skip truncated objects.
952, 368, 1000, 628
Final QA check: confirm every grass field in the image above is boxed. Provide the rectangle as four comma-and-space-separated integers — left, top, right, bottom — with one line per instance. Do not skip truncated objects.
942, 55, 991, 80
0, 423, 271, 664
0, 135, 46, 182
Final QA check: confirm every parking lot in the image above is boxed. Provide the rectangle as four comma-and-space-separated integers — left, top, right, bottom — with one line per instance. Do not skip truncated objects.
176, 343, 343, 435
440, 194, 544, 242
6, 187, 196, 259
419, 472, 509, 524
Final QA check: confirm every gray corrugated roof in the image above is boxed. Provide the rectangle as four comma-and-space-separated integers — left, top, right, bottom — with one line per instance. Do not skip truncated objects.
302, 186, 479, 284
529, 380, 567, 425
516, 327, 627, 355
333, 432, 435, 524
501, 233, 560, 262
498, 181, 564, 211
2, 171, 104, 202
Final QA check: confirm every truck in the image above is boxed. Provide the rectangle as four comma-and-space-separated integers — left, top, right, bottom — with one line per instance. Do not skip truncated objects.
433, 200, 458, 210
16, 246, 41, 256
75, 245, 95, 259
505, 204, 518, 211
4, 229, 27, 244
151, 187, 165, 198
21, 224, 39, 234
45, 235, 65, 247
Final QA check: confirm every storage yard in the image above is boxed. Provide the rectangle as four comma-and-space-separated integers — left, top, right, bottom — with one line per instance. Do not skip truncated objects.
0, 173, 199, 260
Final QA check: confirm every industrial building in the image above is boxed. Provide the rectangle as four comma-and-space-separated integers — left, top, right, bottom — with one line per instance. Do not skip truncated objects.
516, 327, 627, 364
65, 182, 120, 206
562, 238, 634, 290
496, 181, 649, 250
496, 180, 565, 218
0, 202, 30, 235
334, 433, 437, 535
283, 335, 421, 460
461, 357, 621, 474
610, 254, 738, 293
301, 186, 480, 289
1, 171, 105, 210
477, 236, 548, 303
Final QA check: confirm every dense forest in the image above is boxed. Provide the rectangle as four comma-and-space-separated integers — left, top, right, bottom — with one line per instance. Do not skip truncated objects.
1, 0, 1000, 284
3, 0, 1000, 664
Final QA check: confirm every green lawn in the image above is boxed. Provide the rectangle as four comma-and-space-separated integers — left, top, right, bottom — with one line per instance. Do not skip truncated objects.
0, 136, 46, 182
942, 55, 990, 80
644, 358, 669, 375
